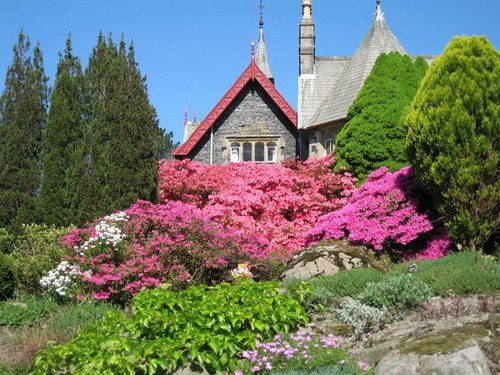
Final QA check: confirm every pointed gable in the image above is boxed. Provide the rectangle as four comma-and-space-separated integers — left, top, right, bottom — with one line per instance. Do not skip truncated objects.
306, 5, 406, 128
173, 59, 297, 158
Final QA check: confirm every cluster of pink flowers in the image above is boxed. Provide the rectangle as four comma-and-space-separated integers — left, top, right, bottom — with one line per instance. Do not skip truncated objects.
306, 166, 452, 260
235, 331, 367, 374
158, 156, 357, 255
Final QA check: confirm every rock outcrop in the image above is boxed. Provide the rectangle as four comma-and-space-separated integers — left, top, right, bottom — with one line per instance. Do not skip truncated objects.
281, 239, 384, 280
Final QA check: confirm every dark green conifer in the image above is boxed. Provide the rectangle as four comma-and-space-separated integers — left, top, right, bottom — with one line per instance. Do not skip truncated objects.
335, 52, 428, 182
38, 35, 85, 226
79, 33, 161, 221
0, 31, 48, 228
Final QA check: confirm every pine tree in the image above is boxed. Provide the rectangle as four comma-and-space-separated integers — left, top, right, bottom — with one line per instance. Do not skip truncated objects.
406, 36, 499, 252
335, 52, 428, 182
79, 33, 161, 221
38, 35, 85, 226
0, 31, 48, 228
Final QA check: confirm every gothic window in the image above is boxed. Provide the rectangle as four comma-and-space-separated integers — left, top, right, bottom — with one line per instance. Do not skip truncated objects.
243, 142, 252, 162
227, 139, 279, 164
230, 142, 240, 162
255, 142, 265, 162
267, 142, 276, 163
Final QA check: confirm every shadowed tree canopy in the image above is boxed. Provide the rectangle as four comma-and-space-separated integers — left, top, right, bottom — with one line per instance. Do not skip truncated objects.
38, 35, 85, 226
406, 36, 499, 252
0, 30, 48, 229
77, 33, 162, 223
335, 52, 428, 182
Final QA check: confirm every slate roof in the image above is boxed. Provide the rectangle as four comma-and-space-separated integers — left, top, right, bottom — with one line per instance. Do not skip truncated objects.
173, 58, 297, 157
302, 5, 407, 129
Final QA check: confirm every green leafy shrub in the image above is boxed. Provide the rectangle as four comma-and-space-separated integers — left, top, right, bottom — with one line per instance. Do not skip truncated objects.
32, 280, 309, 374
336, 299, 389, 337
390, 252, 500, 296
357, 274, 433, 312
8, 224, 71, 293
0, 252, 16, 300
284, 268, 384, 310
0, 295, 58, 326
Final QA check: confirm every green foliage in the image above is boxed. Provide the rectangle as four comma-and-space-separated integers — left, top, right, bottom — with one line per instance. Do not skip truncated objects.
357, 274, 433, 312
336, 299, 389, 337
0, 253, 16, 300
44, 301, 119, 341
32, 280, 308, 374
406, 36, 499, 252
0, 295, 58, 326
336, 52, 428, 181
390, 252, 500, 296
0, 30, 49, 229
38, 36, 85, 227
7, 224, 71, 294
76, 33, 162, 223
270, 367, 373, 375
284, 268, 384, 310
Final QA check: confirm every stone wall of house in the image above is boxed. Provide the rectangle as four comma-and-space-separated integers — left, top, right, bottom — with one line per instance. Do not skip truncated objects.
187, 82, 298, 165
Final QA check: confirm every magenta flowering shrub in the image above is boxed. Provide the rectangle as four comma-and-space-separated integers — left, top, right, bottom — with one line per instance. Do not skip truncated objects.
62, 200, 276, 303
306, 166, 452, 260
158, 156, 357, 255
54, 157, 357, 302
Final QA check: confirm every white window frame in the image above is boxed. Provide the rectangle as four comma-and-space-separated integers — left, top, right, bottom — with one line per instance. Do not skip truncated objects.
227, 138, 280, 164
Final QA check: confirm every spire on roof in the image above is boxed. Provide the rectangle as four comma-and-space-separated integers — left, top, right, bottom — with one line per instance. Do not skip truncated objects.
375, 0, 385, 22
255, 0, 274, 82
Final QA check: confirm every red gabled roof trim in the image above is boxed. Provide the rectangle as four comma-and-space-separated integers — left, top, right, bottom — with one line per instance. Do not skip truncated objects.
173, 59, 297, 157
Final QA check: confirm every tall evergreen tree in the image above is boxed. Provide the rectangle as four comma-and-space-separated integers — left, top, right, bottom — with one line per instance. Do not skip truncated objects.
0, 31, 48, 228
335, 52, 428, 181
38, 35, 85, 226
406, 36, 499, 252
79, 33, 161, 222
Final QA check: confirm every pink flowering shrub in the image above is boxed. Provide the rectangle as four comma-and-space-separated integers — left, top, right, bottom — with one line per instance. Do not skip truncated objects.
55, 157, 357, 302
306, 166, 452, 260
158, 156, 357, 255
62, 201, 279, 303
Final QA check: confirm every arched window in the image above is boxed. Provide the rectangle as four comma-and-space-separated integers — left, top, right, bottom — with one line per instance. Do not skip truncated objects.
243, 142, 252, 162
230, 142, 240, 162
267, 142, 277, 163
255, 142, 265, 162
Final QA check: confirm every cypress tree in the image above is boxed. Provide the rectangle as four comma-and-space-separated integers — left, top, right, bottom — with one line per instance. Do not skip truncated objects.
0, 31, 48, 228
39, 35, 85, 226
406, 36, 499, 252
335, 52, 428, 181
80, 33, 161, 221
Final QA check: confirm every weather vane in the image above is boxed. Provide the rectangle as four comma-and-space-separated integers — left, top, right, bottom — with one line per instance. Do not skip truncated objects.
257, 0, 266, 26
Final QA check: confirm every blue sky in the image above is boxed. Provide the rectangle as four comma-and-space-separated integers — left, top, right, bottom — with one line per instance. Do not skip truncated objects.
0, 0, 498, 143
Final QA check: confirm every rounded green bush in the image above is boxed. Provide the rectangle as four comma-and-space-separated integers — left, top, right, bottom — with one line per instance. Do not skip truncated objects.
0, 252, 16, 300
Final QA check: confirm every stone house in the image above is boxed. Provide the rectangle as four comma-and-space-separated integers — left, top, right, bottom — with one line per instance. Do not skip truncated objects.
173, 17, 298, 164
174, 0, 436, 164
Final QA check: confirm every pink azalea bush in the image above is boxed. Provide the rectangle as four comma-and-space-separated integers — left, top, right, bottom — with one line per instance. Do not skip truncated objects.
158, 156, 357, 255
306, 166, 452, 260
54, 156, 357, 302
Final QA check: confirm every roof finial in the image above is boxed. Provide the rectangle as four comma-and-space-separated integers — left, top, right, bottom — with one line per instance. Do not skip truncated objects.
375, 0, 384, 22
257, 0, 265, 28
251, 40, 255, 59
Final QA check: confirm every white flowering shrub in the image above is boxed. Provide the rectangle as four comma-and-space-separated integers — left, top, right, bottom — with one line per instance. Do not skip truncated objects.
39, 261, 80, 297
40, 211, 129, 297
79, 211, 128, 255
